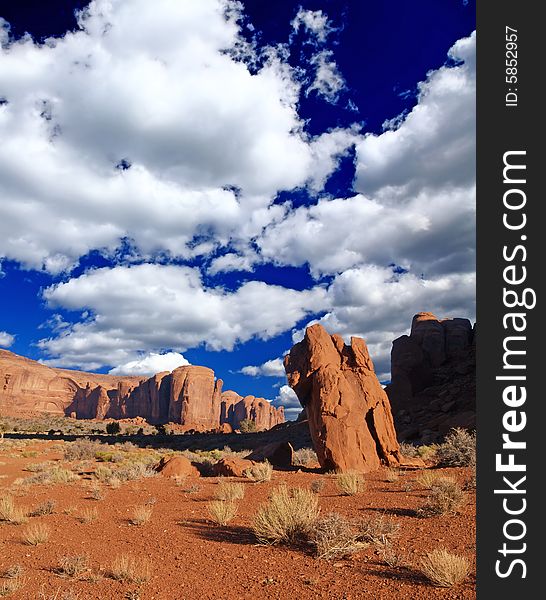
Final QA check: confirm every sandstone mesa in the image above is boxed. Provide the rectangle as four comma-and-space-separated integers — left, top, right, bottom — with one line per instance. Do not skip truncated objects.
0, 350, 284, 431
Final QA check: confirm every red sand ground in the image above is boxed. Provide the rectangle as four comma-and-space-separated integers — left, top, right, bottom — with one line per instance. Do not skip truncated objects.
0, 440, 475, 599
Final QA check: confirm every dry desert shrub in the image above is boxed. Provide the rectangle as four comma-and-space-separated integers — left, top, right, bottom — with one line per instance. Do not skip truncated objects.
244, 461, 273, 483
419, 548, 470, 587
336, 472, 365, 496
208, 500, 238, 525
56, 555, 89, 578
29, 499, 57, 517
310, 513, 367, 560
310, 479, 325, 494
420, 478, 465, 517
110, 554, 151, 583
253, 486, 319, 546
399, 442, 419, 458
384, 468, 400, 482
2, 566, 23, 580
130, 505, 153, 526
63, 438, 102, 461
181, 483, 201, 494
0, 495, 27, 524
417, 444, 439, 461
78, 507, 98, 524
23, 522, 51, 545
87, 484, 104, 500
381, 546, 406, 568
357, 515, 400, 546
416, 470, 443, 489
214, 481, 245, 501
436, 428, 476, 467
115, 462, 156, 482
93, 465, 113, 482
0, 575, 25, 597
293, 447, 318, 466
23, 467, 79, 486
24, 461, 54, 473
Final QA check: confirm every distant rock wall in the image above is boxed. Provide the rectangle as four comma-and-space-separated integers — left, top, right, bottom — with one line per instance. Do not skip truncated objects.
385, 312, 476, 443
0, 350, 284, 431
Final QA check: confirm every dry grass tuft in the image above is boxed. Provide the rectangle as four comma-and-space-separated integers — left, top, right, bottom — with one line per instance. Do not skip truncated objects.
110, 554, 151, 583
78, 507, 98, 524
310, 479, 325, 494
244, 461, 273, 483
0, 496, 27, 525
0, 575, 25, 597
2, 566, 23, 580
310, 513, 367, 560
214, 481, 245, 501
416, 470, 443, 489
357, 515, 400, 546
55, 555, 89, 578
23, 522, 51, 545
130, 505, 153, 526
336, 472, 364, 496
384, 468, 401, 482
88, 484, 104, 501
420, 478, 465, 517
292, 447, 318, 466
253, 486, 319, 545
208, 500, 238, 525
28, 499, 56, 517
419, 548, 470, 587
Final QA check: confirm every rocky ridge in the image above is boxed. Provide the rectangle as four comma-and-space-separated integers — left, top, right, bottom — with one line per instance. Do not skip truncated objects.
0, 350, 284, 431
385, 312, 476, 443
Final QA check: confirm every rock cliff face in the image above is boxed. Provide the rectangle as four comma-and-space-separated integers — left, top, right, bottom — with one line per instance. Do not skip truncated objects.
385, 312, 476, 443
284, 324, 402, 473
0, 350, 284, 430
220, 391, 285, 431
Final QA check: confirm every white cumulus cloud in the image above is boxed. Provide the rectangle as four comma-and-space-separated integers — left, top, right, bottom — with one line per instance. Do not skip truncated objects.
0, 0, 351, 273
0, 331, 15, 347
241, 358, 285, 377
39, 263, 329, 370
109, 351, 190, 376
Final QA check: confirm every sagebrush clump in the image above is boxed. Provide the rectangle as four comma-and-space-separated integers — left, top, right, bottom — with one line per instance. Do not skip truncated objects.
336, 472, 364, 496
253, 486, 319, 545
419, 548, 470, 587
420, 477, 465, 516
436, 428, 476, 467
244, 461, 273, 483
309, 513, 367, 560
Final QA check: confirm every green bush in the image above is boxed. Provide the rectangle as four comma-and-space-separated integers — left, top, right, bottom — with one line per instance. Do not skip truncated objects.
106, 422, 121, 435
238, 419, 257, 433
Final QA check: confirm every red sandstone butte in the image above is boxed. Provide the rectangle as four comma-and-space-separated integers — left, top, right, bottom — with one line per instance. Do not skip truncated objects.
0, 349, 284, 431
284, 324, 402, 473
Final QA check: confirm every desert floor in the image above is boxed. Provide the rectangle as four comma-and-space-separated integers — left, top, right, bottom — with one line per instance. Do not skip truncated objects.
0, 438, 475, 600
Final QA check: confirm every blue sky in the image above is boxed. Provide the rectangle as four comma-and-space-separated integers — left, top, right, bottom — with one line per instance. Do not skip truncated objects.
0, 0, 475, 418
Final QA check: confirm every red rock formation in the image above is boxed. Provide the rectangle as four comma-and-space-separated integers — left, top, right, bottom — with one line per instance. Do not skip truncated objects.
284, 324, 402, 473
156, 456, 200, 478
246, 441, 294, 468
0, 349, 143, 417
220, 391, 284, 431
169, 366, 222, 427
212, 457, 256, 478
385, 312, 475, 443
0, 349, 284, 431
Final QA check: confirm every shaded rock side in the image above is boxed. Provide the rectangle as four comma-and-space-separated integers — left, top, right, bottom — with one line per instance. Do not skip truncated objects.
385, 312, 476, 443
284, 324, 401, 473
